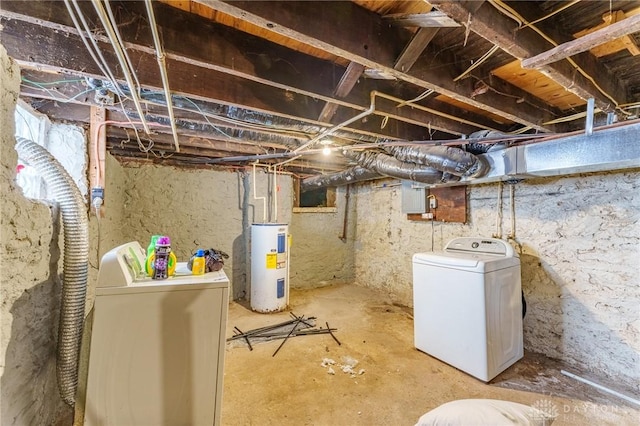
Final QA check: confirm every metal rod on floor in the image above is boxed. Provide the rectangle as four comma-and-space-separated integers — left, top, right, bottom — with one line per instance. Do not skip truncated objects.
290, 312, 315, 328
227, 317, 317, 341
326, 322, 341, 346
272, 318, 302, 357
234, 326, 253, 351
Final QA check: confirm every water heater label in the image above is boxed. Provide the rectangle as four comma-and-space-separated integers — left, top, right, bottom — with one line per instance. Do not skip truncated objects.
277, 233, 286, 253
266, 253, 277, 269
277, 278, 285, 298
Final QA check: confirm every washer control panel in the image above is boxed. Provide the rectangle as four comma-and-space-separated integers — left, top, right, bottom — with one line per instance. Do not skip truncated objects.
444, 237, 514, 257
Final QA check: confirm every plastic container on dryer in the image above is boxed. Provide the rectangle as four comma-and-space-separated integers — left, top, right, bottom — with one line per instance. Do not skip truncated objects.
191, 249, 206, 275
145, 236, 177, 278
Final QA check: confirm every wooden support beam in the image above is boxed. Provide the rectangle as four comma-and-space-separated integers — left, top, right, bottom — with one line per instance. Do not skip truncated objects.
431, 1, 627, 112
0, 1, 481, 139
394, 28, 439, 73
522, 14, 640, 69
197, 0, 554, 131
574, 10, 640, 57
383, 11, 460, 27
318, 62, 365, 122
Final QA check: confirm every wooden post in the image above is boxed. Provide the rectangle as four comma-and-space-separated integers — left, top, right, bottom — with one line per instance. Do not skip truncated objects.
89, 106, 106, 214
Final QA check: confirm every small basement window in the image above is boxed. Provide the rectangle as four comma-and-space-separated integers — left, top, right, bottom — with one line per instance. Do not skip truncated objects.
14, 100, 87, 201
293, 181, 337, 213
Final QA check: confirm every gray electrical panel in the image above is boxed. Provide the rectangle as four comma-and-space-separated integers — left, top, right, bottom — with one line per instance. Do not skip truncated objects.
401, 180, 426, 213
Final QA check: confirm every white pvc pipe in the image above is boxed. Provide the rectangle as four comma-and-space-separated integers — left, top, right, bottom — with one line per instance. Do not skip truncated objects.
560, 370, 640, 406
293, 91, 378, 153
252, 163, 266, 223
144, 0, 181, 152
272, 165, 278, 223
91, 0, 150, 134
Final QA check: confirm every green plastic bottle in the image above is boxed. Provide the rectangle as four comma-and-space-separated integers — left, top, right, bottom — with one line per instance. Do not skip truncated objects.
147, 235, 161, 257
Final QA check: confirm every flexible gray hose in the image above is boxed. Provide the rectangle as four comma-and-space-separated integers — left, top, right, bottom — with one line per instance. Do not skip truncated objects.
384, 145, 488, 178
15, 137, 89, 406
301, 166, 381, 190
342, 150, 460, 184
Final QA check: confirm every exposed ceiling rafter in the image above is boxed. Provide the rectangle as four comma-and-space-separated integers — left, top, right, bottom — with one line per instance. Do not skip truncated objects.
194, 0, 557, 132
522, 13, 640, 69
431, 1, 629, 113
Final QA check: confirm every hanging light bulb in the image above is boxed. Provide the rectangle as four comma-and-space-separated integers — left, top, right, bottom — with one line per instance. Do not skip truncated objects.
321, 140, 332, 156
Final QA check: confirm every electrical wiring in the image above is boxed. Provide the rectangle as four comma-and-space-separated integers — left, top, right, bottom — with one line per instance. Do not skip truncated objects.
134, 88, 310, 139
176, 96, 238, 140
489, 0, 625, 114
510, 105, 604, 134
114, 98, 154, 153
519, 0, 581, 29
65, 0, 125, 98
21, 77, 85, 86
21, 75, 303, 152
21, 79, 97, 103
15, 109, 37, 144
395, 89, 434, 108
93, 120, 169, 186
453, 45, 500, 82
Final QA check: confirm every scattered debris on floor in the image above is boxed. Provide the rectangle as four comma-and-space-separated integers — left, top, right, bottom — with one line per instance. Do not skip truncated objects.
227, 312, 341, 356
321, 356, 365, 378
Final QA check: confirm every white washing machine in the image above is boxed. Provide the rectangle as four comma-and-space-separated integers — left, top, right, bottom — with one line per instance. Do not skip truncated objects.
76, 242, 229, 426
412, 237, 523, 382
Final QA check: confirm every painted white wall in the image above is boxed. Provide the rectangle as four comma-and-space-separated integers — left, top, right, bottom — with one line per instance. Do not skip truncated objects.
0, 45, 72, 425
352, 172, 640, 393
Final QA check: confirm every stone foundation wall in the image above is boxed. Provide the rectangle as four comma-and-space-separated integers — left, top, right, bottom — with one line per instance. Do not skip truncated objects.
0, 45, 71, 425
353, 171, 640, 392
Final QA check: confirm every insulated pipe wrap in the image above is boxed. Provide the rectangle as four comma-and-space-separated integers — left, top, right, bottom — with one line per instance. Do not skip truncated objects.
342, 150, 460, 184
15, 137, 89, 406
384, 145, 488, 178
301, 166, 381, 190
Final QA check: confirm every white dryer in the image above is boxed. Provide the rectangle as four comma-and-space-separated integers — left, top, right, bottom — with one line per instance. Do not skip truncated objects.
412, 237, 523, 382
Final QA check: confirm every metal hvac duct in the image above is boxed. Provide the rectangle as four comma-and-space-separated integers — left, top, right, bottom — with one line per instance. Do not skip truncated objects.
463, 121, 640, 185
15, 137, 89, 406
301, 122, 640, 190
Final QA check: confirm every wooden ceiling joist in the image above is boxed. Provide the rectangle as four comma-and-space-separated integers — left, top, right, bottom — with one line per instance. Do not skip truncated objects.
0, 1, 479, 140
382, 11, 460, 28
317, 62, 365, 122
431, 1, 629, 113
522, 14, 640, 69
393, 27, 440, 73
196, 0, 556, 132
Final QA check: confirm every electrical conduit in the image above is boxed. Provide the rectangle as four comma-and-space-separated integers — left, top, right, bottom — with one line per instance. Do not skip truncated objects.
15, 137, 90, 406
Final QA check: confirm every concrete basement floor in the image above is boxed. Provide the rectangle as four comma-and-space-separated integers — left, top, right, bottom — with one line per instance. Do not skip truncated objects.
221, 284, 639, 426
